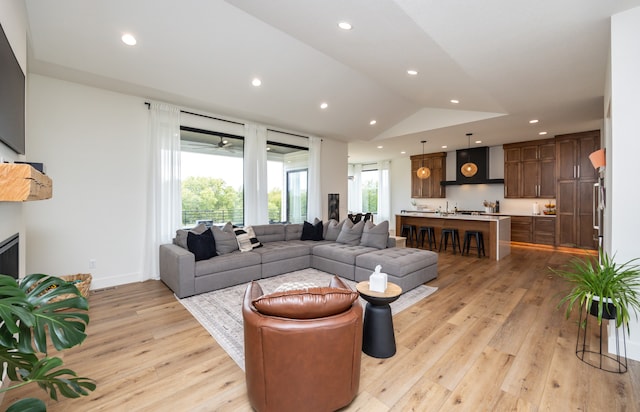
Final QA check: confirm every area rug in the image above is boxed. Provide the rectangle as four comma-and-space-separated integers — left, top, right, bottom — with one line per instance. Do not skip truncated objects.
177, 268, 438, 370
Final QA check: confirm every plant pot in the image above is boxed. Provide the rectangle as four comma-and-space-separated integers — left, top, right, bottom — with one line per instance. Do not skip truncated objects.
589, 298, 616, 320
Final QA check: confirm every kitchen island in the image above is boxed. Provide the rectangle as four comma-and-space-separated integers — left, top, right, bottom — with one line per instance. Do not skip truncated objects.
396, 212, 511, 260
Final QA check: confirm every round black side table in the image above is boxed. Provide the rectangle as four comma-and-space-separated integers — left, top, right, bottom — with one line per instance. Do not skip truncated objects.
356, 281, 402, 358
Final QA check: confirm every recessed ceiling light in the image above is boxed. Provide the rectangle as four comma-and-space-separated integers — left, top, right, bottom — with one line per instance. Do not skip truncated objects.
369, 120, 377, 125
475, 140, 482, 144
401, 151, 406, 154
407, 69, 418, 76
251, 78, 262, 87
442, 145, 448, 149
450, 99, 459, 104
338, 21, 352, 30
320, 102, 328, 109
529, 119, 539, 124
377, 145, 383, 149
539, 131, 547, 135
121, 33, 137, 46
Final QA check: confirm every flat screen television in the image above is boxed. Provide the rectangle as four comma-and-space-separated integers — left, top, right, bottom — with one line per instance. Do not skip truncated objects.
0, 22, 25, 155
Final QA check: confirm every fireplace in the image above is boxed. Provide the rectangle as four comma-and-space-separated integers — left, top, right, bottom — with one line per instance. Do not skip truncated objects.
0, 233, 19, 279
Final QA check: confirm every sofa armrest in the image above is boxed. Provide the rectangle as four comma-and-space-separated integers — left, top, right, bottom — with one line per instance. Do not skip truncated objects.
159, 243, 196, 298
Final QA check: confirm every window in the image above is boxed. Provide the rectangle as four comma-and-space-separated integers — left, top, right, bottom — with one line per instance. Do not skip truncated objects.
361, 169, 378, 214
348, 164, 379, 214
267, 141, 308, 224
180, 126, 244, 227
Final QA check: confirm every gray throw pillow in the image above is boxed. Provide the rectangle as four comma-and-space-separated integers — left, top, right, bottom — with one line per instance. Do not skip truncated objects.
324, 219, 345, 241
174, 223, 207, 249
360, 220, 389, 249
336, 219, 365, 245
211, 223, 239, 255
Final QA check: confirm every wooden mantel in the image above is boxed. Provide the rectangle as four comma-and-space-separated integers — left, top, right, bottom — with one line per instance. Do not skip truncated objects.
0, 163, 52, 201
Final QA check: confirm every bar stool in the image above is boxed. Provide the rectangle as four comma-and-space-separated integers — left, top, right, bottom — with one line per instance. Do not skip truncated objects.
439, 228, 461, 254
400, 224, 417, 247
463, 230, 485, 258
418, 226, 437, 250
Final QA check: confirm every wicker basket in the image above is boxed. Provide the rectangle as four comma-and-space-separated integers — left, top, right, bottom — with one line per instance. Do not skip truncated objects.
49, 273, 92, 302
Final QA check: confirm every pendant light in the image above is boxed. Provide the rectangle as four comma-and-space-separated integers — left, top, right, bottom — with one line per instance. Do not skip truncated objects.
461, 133, 478, 177
417, 140, 431, 179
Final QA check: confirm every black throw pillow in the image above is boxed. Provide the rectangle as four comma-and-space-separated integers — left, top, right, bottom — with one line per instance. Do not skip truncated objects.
187, 229, 217, 261
301, 220, 324, 241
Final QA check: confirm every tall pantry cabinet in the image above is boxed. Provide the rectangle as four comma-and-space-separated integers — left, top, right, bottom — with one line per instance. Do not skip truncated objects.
555, 130, 600, 248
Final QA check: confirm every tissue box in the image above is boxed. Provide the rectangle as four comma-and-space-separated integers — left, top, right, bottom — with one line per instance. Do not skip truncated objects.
369, 271, 387, 293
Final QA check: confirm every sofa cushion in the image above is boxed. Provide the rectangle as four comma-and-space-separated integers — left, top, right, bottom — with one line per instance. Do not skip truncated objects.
336, 220, 365, 245
301, 220, 324, 241
211, 223, 239, 255
252, 287, 359, 319
253, 224, 286, 243
324, 219, 344, 241
356, 247, 438, 277
359, 220, 389, 249
252, 241, 312, 264
195, 250, 261, 277
187, 229, 217, 261
234, 226, 263, 252
313, 243, 377, 265
174, 223, 208, 249
285, 223, 303, 241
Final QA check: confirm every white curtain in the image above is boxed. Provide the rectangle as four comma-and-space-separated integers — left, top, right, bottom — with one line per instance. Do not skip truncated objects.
144, 102, 182, 280
244, 124, 268, 225
377, 160, 391, 223
349, 164, 363, 213
307, 136, 322, 221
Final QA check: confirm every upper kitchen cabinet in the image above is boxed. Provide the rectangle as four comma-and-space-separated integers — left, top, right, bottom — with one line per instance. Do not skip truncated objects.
503, 138, 555, 199
410, 153, 446, 198
555, 130, 600, 249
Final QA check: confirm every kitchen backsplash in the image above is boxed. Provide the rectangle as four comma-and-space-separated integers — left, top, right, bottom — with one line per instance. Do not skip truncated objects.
411, 184, 555, 215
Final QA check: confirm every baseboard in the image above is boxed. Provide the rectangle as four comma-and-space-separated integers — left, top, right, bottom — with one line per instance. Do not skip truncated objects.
90, 272, 154, 290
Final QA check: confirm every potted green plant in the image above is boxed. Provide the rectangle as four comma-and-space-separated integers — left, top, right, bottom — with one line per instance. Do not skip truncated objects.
555, 249, 640, 332
0, 273, 96, 411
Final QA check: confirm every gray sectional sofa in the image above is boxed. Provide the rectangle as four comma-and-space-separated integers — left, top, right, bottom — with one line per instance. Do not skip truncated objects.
160, 219, 438, 298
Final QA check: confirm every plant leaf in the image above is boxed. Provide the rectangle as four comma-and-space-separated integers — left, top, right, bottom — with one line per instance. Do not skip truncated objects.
6, 398, 46, 412
0, 347, 38, 381
21, 357, 96, 401
15, 274, 90, 353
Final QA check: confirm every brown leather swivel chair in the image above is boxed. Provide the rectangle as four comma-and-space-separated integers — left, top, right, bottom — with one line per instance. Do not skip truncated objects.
242, 276, 363, 412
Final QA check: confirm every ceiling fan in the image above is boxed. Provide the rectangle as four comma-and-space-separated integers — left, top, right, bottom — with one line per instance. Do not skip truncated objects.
217, 136, 232, 149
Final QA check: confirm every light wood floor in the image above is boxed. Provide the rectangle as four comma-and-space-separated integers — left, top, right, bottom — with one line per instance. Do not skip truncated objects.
2, 245, 639, 411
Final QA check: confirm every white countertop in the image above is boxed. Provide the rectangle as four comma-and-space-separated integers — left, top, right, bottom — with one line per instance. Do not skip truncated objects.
398, 212, 510, 221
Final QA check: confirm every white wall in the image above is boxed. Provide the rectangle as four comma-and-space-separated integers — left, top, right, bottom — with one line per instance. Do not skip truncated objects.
24, 75, 349, 289
320, 138, 348, 221
0, 0, 27, 278
24, 75, 149, 289
610, 6, 640, 361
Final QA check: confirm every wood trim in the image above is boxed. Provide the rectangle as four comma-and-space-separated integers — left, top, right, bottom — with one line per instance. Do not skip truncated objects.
0, 164, 52, 201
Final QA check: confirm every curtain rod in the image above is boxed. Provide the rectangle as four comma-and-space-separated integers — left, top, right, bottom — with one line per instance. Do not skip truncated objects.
144, 102, 244, 126
266, 128, 309, 139
145, 102, 322, 140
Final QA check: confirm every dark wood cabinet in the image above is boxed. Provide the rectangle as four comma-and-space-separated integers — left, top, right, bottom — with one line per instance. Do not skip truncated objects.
533, 216, 556, 245
503, 147, 521, 198
555, 130, 600, 249
410, 153, 446, 198
503, 139, 555, 199
511, 216, 533, 243
510, 215, 556, 245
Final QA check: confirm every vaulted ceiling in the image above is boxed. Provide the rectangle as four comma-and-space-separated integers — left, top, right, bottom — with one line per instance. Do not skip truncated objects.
24, 0, 640, 163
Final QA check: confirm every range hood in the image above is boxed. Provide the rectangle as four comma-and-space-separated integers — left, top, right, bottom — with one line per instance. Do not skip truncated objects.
441, 146, 504, 186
